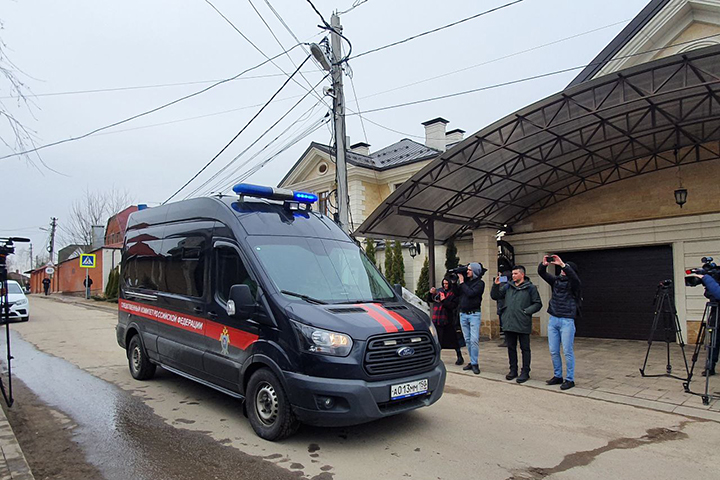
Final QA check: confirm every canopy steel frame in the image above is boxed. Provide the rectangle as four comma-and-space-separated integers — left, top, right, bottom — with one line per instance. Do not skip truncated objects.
358, 45, 720, 244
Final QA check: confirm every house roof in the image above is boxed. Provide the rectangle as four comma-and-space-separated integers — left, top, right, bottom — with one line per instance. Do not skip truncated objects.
568, 0, 671, 87
358, 44, 720, 242
279, 139, 440, 186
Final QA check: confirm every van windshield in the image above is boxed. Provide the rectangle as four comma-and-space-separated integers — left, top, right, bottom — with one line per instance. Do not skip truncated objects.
248, 236, 395, 304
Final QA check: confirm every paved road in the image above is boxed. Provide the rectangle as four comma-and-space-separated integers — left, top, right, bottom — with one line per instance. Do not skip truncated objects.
7, 296, 720, 480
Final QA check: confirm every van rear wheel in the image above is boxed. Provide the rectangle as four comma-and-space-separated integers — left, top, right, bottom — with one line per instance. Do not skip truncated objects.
246, 369, 299, 441
128, 335, 156, 380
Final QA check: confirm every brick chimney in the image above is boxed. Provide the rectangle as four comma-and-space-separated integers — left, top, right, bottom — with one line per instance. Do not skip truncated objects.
350, 142, 371, 156
446, 128, 465, 146
422, 117, 449, 151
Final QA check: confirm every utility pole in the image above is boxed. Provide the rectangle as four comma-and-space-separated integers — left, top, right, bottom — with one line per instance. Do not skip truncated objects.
310, 14, 348, 233
47, 217, 57, 265
29, 243, 33, 270
330, 13, 349, 234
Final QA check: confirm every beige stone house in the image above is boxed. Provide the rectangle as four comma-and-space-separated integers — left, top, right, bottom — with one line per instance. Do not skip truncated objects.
357, 0, 720, 342
278, 118, 466, 287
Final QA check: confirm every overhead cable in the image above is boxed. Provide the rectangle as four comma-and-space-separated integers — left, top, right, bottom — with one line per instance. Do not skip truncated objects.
0, 43, 305, 161
183, 75, 329, 198
351, 0, 525, 59
351, 32, 720, 115
163, 55, 312, 204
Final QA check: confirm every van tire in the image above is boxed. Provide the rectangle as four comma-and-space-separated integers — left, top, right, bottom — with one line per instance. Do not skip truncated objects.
246, 368, 299, 441
128, 335, 156, 380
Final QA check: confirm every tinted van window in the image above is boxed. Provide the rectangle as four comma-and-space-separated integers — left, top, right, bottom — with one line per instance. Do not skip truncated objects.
123, 228, 164, 290
162, 236, 205, 297
215, 246, 255, 301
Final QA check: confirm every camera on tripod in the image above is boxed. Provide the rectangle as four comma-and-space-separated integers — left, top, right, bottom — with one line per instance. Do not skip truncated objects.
685, 256, 720, 287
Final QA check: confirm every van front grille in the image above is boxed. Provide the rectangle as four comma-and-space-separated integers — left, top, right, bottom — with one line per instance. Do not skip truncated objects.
363, 331, 436, 377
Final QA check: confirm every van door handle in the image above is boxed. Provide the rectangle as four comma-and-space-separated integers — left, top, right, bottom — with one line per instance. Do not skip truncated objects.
193, 306, 203, 314
208, 311, 218, 319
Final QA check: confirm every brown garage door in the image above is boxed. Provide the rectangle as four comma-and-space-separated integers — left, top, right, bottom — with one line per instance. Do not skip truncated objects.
558, 246, 674, 340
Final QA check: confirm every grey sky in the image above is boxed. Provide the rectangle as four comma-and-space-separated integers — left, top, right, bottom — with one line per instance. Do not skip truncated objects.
1, 0, 649, 270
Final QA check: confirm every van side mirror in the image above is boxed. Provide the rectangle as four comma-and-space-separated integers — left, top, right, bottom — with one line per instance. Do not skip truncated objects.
228, 284, 256, 317
393, 283, 403, 296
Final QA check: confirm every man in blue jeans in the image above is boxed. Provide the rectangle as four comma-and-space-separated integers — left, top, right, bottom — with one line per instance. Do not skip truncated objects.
538, 255, 581, 390
457, 263, 486, 374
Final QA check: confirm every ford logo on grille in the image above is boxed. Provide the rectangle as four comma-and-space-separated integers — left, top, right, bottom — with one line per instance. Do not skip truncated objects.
397, 346, 415, 357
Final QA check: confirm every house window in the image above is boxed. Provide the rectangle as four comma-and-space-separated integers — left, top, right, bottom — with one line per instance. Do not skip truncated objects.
317, 191, 330, 215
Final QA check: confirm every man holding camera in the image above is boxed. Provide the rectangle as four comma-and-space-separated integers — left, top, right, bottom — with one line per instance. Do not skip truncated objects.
491, 265, 542, 383
690, 272, 720, 376
456, 263, 486, 374
538, 254, 581, 390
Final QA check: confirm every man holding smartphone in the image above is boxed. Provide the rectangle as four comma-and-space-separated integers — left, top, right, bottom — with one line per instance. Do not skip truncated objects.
538, 254, 581, 390
491, 266, 542, 383
457, 263, 487, 374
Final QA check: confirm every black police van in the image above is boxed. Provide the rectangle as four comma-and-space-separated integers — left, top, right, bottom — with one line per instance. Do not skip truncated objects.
116, 184, 446, 440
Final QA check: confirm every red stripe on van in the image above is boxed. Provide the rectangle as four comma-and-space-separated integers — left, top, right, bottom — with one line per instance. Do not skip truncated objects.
119, 299, 258, 350
373, 304, 414, 331
355, 304, 398, 333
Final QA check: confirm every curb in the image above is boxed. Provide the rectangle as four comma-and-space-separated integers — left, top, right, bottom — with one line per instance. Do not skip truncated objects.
0, 405, 34, 480
447, 368, 720, 422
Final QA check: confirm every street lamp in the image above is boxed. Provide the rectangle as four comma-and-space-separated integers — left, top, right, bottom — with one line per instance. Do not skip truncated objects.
408, 243, 420, 258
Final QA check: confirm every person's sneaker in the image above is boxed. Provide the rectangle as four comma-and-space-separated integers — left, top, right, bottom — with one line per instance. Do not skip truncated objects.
498, 341, 508, 347
471, 365, 480, 375
560, 380, 575, 390
455, 355, 464, 366
505, 371, 518, 380
516, 371, 530, 383
701, 369, 716, 377
463, 363, 473, 371
546, 376, 563, 385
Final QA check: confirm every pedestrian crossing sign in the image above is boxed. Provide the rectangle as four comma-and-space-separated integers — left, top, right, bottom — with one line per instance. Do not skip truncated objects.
80, 254, 96, 268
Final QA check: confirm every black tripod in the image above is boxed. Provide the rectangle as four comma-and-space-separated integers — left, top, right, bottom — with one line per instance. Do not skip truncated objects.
0, 244, 15, 407
639, 280, 690, 381
683, 301, 719, 405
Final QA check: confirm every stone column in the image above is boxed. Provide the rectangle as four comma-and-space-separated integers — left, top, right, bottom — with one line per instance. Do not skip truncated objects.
472, 228, 500, 339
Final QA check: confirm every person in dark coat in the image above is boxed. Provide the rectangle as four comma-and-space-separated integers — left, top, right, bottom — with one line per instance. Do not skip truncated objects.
538, 255, 581, 390
490, 265, 542, 383
428, 277, 464, 366
42, 277, 51, 296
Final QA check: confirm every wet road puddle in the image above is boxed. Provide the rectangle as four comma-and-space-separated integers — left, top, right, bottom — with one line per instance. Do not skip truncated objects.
5, 332, 306, 480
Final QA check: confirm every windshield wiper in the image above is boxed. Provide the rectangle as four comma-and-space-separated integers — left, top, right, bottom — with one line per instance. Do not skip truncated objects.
280, 290, 327, 305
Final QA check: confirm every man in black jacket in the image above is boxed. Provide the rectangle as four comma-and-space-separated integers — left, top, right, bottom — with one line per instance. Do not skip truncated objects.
491, 266, 542, 383
456, 262, 486, 374
538, 255, 581, 390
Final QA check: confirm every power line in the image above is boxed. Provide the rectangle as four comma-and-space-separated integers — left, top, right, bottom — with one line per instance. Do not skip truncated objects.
351, 0, 525, 59
184, 75, 329, 198
351, 32, 720, 115
338, 0, 371, 16
0, 73, 314, 100
0, 43, 306, 161
163, 55, 312, 204
351, 18, 631, 104
246, 0, 330, 109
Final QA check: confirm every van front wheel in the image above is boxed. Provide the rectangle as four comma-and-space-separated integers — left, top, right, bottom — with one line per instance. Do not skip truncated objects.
128, 335, 156, 380
246, 369, 299, 441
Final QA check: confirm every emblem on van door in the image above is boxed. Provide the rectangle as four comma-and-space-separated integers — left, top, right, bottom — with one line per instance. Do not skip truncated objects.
220, 326, 230, 355
397, 346, 415, 357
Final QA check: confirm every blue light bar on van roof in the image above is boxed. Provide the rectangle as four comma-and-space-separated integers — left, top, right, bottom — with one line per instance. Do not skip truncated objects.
233, 183, 318, 204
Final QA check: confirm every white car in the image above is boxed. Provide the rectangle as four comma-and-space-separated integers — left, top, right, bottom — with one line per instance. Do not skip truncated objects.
1, 280, 30, 322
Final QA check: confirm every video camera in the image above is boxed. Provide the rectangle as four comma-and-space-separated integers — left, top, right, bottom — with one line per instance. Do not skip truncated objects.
446, 264, 468, 283
685, 256, 720, 287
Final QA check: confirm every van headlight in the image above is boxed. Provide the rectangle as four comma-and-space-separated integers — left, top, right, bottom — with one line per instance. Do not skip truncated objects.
291, 320, 353, 357
428, 322, 439, 343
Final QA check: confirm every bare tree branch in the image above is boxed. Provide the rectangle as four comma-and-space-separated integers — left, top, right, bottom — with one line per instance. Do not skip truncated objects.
60, 187, 134, 247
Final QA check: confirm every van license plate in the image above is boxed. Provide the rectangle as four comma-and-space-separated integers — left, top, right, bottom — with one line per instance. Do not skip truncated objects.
390, 379, 428, 400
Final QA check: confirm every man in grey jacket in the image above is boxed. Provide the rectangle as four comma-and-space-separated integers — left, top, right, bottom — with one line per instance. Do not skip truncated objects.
490, 265, 542, 383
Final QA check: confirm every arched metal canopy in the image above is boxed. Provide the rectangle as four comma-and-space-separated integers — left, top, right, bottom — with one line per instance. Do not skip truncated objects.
357, 44, 720, 244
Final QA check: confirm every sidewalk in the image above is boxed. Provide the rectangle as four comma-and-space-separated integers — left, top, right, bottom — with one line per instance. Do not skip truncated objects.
444, 335, 720, 422
0, 406, 33, 480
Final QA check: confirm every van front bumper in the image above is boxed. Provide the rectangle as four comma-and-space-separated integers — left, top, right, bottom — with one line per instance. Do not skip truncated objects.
283, 363, 446, 427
